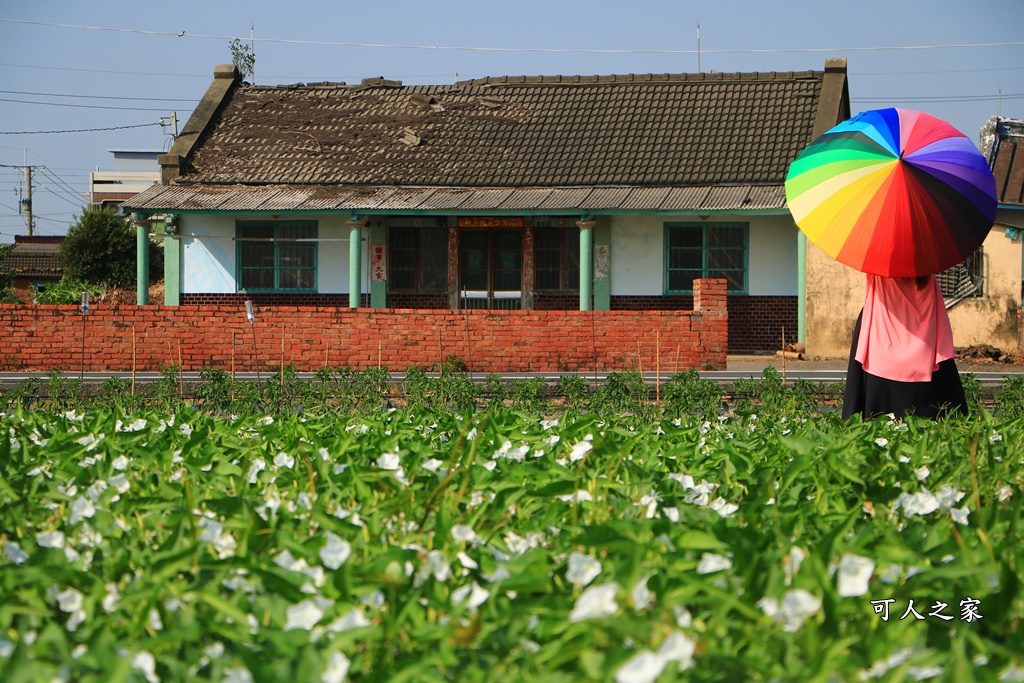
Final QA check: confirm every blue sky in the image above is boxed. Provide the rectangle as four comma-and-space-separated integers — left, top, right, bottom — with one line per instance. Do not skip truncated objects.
1, 0, 1021, 242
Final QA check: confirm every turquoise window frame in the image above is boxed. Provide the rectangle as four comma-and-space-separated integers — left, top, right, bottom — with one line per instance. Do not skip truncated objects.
664, 222, 748, 294
235, 220, 318, 293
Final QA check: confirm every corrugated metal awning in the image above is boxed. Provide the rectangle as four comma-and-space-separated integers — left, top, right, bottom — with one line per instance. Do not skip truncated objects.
124, 183, 790, 214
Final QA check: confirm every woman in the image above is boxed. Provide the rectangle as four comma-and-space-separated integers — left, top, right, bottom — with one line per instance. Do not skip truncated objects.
842, 274, 967, 419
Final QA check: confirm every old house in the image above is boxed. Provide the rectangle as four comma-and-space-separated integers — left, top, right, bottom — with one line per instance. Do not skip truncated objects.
122, 59, 852, 369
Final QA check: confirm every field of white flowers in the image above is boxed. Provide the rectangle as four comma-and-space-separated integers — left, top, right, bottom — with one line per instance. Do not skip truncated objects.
1, 405, 1022, 682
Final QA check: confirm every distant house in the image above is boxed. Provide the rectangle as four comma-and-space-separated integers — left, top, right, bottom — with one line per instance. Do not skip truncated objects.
805, 116, 1024, 357
125, 60, 851, 353
89, 149, 162, 211
0, 235, 64, 301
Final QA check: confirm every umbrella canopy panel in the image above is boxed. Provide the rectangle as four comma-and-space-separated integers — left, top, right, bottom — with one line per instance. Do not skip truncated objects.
786, 108, 997, 277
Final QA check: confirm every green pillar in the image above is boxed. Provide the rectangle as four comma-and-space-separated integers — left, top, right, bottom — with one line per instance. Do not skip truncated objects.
135, 219, 149, 305
348, 218, 365, 309
593, 218, 611, 311
797, 230, 806, 343
164, 224, 180, 307
577, 219, 595, 311
369, 223, 387, 308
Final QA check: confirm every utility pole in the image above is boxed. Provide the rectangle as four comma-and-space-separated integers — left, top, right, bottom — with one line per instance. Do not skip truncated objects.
23, 163, 33, 236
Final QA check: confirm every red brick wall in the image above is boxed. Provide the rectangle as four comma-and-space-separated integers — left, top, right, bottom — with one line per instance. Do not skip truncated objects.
0, 280, 727, 373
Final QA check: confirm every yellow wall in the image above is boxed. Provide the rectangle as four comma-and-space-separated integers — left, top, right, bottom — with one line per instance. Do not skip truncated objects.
804, 209, 1023, 358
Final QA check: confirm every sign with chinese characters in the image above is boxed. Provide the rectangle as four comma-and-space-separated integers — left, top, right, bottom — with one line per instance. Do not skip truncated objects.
594, 244, 609, 279
870, 597, 983, 623
457, 217, 524, 228
371, 244, 387, 282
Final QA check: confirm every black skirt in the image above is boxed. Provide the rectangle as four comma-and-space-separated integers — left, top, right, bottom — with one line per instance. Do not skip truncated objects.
842, 311, 967, 420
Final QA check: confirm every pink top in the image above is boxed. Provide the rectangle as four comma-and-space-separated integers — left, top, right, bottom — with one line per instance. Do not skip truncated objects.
855, 274, 955, 382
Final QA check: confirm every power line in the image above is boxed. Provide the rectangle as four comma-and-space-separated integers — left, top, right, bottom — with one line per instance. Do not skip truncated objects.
0, 96, 186, 112
0, 89, 199, 103
2, 17, 1023, 55
0, 122, 163, 135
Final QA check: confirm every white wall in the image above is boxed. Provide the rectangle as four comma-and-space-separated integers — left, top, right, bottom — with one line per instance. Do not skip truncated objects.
608, 215, 798, 296
179, 215, 368, 294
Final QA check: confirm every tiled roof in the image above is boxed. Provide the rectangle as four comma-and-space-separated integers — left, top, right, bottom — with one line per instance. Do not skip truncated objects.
127, 62, 850, 213
987, 118, 1024, 207
1, 243, 63, 278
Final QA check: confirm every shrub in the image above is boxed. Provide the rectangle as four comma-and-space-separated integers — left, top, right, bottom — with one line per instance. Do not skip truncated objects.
662, 369, 724, 418
61, 208, 163, 288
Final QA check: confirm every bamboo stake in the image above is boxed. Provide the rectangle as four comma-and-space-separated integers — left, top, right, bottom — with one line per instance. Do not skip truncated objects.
131, 325, 137, 396
781, 326, 786, 385
656, 330, 661, 404
637, 339, 643, 374
281, 328, 286, 391
177, 339, 184, 398
231, 331, 236, 402
378, 339, 382, 369
675, 345, 681, 374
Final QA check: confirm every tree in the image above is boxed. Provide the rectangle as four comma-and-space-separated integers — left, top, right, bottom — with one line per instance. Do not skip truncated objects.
229, 39, 255, 81
61, 208, 163, 289
0, 243, 18, 303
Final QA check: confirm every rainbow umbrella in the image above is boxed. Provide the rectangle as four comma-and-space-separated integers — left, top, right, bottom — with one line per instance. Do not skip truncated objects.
785, 108, 997, 277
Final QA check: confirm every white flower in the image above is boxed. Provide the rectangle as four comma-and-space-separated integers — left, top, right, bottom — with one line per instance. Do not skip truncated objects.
696, 553, 732, 575
111, 455, 129, 471
568, 441, 593, 462
148, 608, 163, 631
568, 583, 619, 622
566, 552, 602, 588
222, 666, 254, 683
197, 518, 237, 559
997, 485, 1013, 503
662, 507, 680, 522
631, 575, 655, 611
836, 553, 874, 597
56, 587, 83, 613
421, 458, 444, 473
426, 550, 451, 582
285, 599, 328, 631
950, 506, 971, 525
247, 459, 266, 484
319, 533, 352, 570
102, 583, 120, 613
3, 541, 28, 565
456, 551, 478, 570
70, 497, 96, 525
131, 651, 160, 683
707, 497, 739, 518
556, 489, 592, 503
874, 438, 889, 448
614, 631, 696, 683
908, 666, 944, 680
109, 474, 130, 494
758, 589, 821, 632
615, 651, 664, 683
321, 652, 351, 683
896, 490, 940, 517
76, 433, 103, 451
914, 466, 930, 481
36, 530, 65, 549
935, 484, 965, 511
784, 546, 806, 586
451, 582, 489, 610
451, 525, 483, 545
274, 452, 295, 469
326, 608, 371, 634
860, 647, 914, 679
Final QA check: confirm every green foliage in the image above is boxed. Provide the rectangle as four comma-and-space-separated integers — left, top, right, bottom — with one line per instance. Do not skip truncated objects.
590, 369, 648, 415
229, 38, 255, 80
557, 374, 590, 409
662, 369, 724, 418
994, 375, 1024, 419
1, 407, 1023, 681
41, 368, 84, 410
61, 208, 163, 288
0, 243, 18, 303
32, 276, 104, 305
960, 372, 983, 415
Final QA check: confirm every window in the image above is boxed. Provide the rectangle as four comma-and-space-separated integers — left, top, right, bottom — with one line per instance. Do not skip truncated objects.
237, 221, 317, 291
665, 222, 747, 294
459, 228, 522, 309
388, 219, 448, 291
534, 222, 580, 291
937, 248, 985, 300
